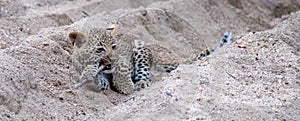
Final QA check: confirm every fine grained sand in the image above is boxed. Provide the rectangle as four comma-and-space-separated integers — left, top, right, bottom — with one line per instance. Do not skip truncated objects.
0, 0, 299, 120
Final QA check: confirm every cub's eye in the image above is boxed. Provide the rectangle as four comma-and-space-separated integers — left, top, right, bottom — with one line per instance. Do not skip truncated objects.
96, 47, 106, 53
112, 43, 116, 49
105, 64, 112, 70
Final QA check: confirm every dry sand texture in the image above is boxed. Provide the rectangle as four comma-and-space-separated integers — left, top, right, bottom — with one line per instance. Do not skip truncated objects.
0, 0, 300, 120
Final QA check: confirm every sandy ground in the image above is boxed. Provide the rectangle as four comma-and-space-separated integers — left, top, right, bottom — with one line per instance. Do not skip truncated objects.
0, 0, 299, 120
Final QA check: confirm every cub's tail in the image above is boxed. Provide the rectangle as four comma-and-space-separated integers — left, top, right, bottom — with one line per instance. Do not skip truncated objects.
196, 32, 232, 60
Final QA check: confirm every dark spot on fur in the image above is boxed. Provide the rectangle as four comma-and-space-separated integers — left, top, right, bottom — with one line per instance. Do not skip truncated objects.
206, 50, 210, 55
138, 75, 142, 79
138, 65, 145, 69
137, 55, 142, 59
141, 60, 146, 64
224, 35, 228, 38
222, 38, 228, 43
138, 63, 143, 67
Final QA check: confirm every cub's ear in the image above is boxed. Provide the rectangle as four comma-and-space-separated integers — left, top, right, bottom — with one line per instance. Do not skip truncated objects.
68, 31, 87, 48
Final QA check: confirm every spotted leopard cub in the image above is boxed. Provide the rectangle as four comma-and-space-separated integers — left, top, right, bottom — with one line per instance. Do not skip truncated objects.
132, 40, 153, 90
68, 28, 115, 90
103, 55, 135, 94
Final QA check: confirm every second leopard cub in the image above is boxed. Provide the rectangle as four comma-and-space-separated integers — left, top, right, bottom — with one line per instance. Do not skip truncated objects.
102, 39, 153, 93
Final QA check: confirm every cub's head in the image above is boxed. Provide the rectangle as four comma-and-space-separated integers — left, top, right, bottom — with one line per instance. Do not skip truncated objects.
68, 28, 116, 69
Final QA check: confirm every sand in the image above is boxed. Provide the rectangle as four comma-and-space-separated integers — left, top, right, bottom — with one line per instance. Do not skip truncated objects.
0, 0, 299, 120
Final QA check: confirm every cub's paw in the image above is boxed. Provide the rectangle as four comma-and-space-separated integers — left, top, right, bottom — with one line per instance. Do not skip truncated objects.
134, 80, 151, 91
95, 74, 111, 90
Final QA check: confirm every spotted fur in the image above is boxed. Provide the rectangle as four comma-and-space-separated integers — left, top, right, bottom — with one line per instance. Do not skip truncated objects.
108, 56, 134, 94
196, 32, 232, 60
132, 40, 153, 90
